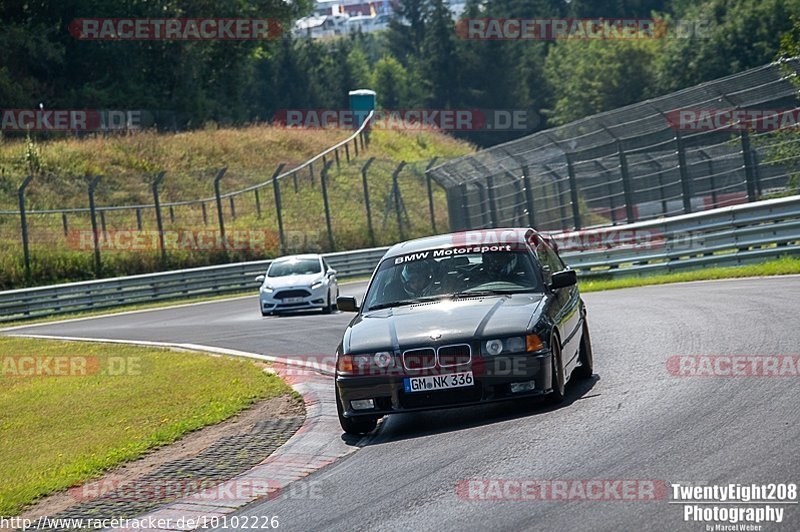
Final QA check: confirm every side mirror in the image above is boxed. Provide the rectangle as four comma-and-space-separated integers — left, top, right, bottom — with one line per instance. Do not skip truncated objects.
550, 269, 577, 290
255, 275, 266, 284
327, 269, 337, 278
337, 296, 359, 312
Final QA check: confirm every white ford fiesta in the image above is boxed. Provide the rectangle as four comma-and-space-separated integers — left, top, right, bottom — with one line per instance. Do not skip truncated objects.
256, 254, 339, 316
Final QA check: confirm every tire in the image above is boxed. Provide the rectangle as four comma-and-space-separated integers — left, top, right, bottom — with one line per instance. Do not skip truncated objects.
574, 318, 594, 379
545, 335, 565, 405
322, 290, 332, 314
336, 386, 378, 435
261, 309, 271, 317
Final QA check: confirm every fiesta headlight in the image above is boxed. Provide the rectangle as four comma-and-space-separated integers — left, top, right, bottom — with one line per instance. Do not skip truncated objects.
261, 284, 274, 293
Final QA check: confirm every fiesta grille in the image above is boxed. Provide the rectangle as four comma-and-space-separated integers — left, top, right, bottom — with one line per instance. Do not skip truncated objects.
274, 289, 311, 299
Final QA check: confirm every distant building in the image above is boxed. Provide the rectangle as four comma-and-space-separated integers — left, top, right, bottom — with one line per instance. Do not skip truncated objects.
294, 0, 465, 38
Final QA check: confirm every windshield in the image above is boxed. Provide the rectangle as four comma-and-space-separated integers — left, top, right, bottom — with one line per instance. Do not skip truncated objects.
362, 250, 542, 311
268, 258, 322, 277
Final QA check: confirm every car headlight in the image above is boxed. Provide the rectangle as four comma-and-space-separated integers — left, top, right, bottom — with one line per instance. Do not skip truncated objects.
481, 335, 543, 356
337, 351, 394, 375
311, 279, 324, 289
261, 284, 274, 293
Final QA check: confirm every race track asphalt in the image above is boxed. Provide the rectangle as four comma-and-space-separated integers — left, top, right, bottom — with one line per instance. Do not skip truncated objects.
5, 277, 799, 531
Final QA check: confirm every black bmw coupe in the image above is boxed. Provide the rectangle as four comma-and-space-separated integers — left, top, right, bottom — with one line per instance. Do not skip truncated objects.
334, 228, 593, 435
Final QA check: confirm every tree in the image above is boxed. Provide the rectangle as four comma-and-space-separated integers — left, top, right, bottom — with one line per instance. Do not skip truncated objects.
653, 0, 800, 93
371, 56, 409, 108
386, 0, 428, 66
543, 37, 657, 125
419, 0, 460, 108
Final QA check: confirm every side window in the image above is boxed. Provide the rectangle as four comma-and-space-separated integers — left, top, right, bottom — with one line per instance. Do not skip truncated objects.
536, 244, 563, 279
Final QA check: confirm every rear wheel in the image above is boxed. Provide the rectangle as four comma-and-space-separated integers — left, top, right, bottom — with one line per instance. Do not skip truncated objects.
336, 386, 378, 435
545, 336, 565, 405
574, 318, 594, 379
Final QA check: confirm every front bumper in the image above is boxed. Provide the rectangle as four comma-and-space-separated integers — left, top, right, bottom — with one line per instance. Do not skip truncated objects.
260, 285, 328, 313
336, 352, 552, 418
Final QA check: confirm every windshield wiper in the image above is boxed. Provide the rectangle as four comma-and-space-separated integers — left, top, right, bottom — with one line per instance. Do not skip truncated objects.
367, 295, 444, 311
451, 288, 537, 298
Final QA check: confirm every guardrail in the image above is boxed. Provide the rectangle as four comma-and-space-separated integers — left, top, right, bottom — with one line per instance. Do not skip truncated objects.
553, 194, 800, 278
1, 195, 798, 323
0, 247, 388, 323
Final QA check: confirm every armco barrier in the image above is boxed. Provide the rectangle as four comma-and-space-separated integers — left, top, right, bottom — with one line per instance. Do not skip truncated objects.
554, 194, 800, 277
0, 247, 388, 322
0, 196, 798, 323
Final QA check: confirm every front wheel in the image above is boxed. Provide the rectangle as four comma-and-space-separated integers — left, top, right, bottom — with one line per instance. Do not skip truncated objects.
573, 318, 594, 379
321, 291, 332, 314
545, 336, 565, 405
336, 386, 378, 435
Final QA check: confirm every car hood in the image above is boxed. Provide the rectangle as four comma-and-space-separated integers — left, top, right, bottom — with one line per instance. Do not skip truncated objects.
265, 273, 323, 288
344, 294, 546, 353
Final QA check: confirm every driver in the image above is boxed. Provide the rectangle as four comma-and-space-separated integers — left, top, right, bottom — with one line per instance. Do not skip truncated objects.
479, 251, 519, 283
400, 260, 435, 298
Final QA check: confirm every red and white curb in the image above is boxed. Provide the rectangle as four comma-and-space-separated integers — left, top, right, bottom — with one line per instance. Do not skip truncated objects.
8, 334, 360, 532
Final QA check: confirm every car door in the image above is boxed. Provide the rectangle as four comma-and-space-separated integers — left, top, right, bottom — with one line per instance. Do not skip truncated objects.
537, 242, 582, 366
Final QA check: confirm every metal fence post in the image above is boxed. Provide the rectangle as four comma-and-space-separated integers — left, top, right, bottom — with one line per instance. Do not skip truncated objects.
213, 168, 229, 257
62, 213, 69, 236
459, 183, 471, 229
392, 162, 407, 239
88, 176, 103, 276
254, 189, 261, 218
309, 162, 315, 187
271, 164, 287, 253
565, 154, 582, 230
152, 171, 167, 266
425, 157, 439, 233
135, 208, 142, 230
740, 130, 758, 202
353, 136, 359, 157
17, 176, 33, 282
617, 142, 635, 223
520, 165, 536, 228
168, 205, 175, 224
345, 143, 350, 163
320, 161, 336, 251
229, 196, 236, 220
335, 148, 341, 170
486, 174, 498, 228
361, 157, 376, 246
675, 131, 693, 213
201, 202, 208, 226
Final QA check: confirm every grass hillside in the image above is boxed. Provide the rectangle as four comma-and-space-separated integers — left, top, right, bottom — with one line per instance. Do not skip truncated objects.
0, 127, 474, 289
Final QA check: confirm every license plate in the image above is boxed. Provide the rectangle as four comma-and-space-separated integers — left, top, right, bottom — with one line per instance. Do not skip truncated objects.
403, 371, 474, 393
284, 297, 303, 303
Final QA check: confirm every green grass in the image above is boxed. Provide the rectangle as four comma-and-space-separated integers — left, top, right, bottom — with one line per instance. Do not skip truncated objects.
0, 127, 474, 290
579, 257, 800, 292
0, 336, 295, 516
